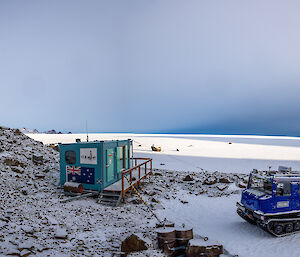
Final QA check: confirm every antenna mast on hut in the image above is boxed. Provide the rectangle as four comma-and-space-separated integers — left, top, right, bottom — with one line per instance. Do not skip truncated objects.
86, 120, 89, 142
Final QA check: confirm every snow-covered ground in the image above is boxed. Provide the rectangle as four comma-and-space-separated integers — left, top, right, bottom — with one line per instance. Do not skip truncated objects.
4, 132, 300, 257
158, 194, 300, 257
29, 133, 300, 173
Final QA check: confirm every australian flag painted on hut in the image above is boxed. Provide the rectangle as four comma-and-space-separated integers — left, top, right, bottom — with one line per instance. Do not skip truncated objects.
66, 166, 95, 184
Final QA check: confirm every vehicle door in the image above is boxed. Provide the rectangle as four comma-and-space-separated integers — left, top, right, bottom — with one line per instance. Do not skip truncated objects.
290, 182, 300, 210
273, 180, 292, 212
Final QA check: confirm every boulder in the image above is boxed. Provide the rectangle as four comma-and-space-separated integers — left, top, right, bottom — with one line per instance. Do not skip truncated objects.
4, 158, 24, 167
121, 234, 149, 256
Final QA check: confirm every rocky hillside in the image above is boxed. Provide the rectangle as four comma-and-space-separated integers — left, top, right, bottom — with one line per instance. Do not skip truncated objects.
0, 127, 248, 256
0, 127, 60, 255
0, 128, 162, 257
20, 128, 39, 134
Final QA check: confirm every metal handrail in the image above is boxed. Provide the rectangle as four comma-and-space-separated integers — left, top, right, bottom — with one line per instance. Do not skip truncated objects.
121, 157, 152, 198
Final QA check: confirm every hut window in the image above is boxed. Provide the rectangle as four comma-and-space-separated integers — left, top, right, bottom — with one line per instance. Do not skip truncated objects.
119, 146, 126, 170
65, 151, 76, 164
122, 146, 126, 169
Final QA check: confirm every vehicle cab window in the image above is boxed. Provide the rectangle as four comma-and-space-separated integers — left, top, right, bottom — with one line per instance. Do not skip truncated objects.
263, 180, 272, 194
276, 182, 291, 196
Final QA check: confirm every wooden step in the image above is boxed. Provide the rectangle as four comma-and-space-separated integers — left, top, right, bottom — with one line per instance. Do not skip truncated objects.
98, 191, 122, 207
100, 192, 121, 197
101, 198, 119, 202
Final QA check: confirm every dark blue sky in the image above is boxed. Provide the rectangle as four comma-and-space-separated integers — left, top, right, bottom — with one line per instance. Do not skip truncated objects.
1, 0, 300, 135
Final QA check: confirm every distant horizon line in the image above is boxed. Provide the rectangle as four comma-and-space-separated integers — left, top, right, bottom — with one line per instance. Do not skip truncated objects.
26, 131, 300, 138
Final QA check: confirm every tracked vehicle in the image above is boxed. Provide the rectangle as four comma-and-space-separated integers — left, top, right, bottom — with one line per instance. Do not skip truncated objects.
237, 168, 300, 237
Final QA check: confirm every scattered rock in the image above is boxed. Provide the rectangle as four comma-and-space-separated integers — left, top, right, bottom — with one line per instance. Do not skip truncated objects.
216, 185, 228, 191
11, 167, 24, 174
183, 175, 194, 182
36, 246, 50, 253
6, 249, 19, 256
149, 191, 156, 196
0, 217, 10, 223
180, 200, 189, 204
204, 176, 217, 185
32, 154, 43, 165
238, 182, 247, 188
18, 242, 34, 251
14, 129, 22, 135
151, 197, 159, 203
35, 173, 45, 179
54, 228, 68, 239
19, 249, 31, 257
21, 225, 35, 234
131, 199, 142, 205
218, 177, 232, 183
46, 216, 58, 225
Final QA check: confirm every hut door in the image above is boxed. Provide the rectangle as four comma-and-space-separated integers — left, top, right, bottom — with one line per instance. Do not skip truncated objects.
124, 145, 128, 169
106, 149, 114, 182
116, 146, 126, 179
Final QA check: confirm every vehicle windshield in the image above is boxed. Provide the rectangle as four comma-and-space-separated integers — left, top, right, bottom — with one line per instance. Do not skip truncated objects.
248, 175, 272, 194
